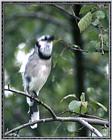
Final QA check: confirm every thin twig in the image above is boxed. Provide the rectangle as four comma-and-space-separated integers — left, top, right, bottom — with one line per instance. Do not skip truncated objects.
71, 45, 109, 54
52, 4, 80, 20
58, 109, 107, 121
71, 5, 80, 21
57, 39, 109, 54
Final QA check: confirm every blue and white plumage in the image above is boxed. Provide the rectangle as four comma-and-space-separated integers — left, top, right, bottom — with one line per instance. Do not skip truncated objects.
20, 35, 54, 129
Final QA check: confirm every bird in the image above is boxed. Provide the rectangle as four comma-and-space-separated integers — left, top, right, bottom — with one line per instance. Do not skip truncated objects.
20, 35, 54, 129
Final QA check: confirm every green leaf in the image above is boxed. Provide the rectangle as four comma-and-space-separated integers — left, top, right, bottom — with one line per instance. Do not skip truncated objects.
95, 10, 105, 19
91, 100, 107, 112
60, 94, 77, 103
96, 102, 107, 112
78, 12, 92, 32
80, 5, 97, 15
68, 100, 81, 113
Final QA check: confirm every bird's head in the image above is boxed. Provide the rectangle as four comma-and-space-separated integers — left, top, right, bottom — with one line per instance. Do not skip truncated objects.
35, 35, 54, 57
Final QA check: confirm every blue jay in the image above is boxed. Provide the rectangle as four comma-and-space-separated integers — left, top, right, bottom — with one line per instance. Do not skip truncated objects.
21, 35, 54, 129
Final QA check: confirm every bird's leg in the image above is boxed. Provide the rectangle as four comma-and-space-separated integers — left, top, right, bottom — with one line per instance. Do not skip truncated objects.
27, 89, 36, 102
32, 91, 40, 105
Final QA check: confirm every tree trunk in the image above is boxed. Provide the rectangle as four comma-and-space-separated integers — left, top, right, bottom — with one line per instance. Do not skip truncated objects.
70, 4, 88, 137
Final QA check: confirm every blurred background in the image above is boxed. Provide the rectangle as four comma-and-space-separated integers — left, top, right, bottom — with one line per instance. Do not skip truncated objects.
4, 3, 109, 137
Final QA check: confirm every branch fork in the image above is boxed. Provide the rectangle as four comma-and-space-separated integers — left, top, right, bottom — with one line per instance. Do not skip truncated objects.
4, 87, 109, 137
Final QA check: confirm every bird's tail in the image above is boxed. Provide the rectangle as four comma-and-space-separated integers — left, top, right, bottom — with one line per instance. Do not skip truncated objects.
26, 97, 39, 129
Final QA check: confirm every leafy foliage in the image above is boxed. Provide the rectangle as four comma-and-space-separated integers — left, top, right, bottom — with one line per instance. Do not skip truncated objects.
68, 93, 88, 114
78, 12, 92, 32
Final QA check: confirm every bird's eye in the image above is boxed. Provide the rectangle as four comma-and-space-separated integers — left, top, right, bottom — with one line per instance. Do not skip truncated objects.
41, 36, 47, 41
44, 36, 47, 40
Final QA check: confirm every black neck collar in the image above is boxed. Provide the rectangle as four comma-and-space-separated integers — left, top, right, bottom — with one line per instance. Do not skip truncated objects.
38, 49, 51, 60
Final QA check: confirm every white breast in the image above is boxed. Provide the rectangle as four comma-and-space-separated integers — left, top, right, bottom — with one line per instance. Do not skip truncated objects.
29, 65, 50, 94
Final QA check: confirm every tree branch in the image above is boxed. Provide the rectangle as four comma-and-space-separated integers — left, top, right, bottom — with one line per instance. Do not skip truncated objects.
4, 88, 109, 137
6, 12, 70, 32
78, 119, 103, 137
4, 116, 108, 137
4, 88, 56, 119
